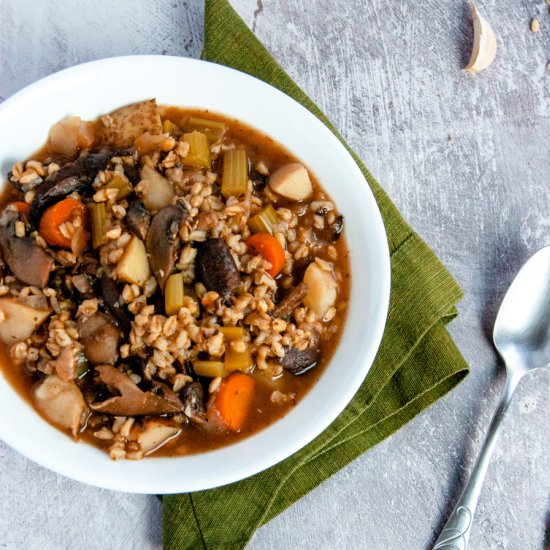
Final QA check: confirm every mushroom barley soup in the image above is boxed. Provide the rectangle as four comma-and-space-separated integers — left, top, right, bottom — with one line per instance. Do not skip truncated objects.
0, 100, 349, 459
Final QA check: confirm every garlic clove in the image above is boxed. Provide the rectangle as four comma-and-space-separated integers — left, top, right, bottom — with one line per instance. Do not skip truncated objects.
465, 3, 497, 74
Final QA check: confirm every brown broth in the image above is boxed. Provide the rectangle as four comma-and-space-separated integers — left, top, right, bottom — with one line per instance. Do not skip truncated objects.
0, 105, 350, 457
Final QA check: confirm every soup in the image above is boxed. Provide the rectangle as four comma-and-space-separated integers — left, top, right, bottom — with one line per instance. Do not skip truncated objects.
0, 100, 349, 459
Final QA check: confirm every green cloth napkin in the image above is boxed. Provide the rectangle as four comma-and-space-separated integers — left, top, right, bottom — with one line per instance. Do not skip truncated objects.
163, 1, 469, 548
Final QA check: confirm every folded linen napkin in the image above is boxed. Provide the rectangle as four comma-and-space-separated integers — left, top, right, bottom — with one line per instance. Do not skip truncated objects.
163, 1, 469, 548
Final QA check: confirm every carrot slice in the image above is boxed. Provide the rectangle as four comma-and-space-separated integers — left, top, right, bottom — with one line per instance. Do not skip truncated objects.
39, 198, 89, 249
214, 372, 255, 432
7, 201, 31, 219
245, 233, 286, 278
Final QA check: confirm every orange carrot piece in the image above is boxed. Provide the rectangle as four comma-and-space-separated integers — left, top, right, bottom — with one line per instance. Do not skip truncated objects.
245, 234, 286, 278
8, 201, 30, 219
214, 372, 255, 432
39, 198, 89, 249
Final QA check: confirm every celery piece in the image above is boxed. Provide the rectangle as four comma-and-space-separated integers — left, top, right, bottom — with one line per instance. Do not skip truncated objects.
220, 327, 252, 372
89, 202, 106, 249
106, 175, 133, 200
183, 131, 211, 169
193, 360, 226, 378
165, 273, 185, 316
225, 342, 253, 373
187, 116, 226, 143
219, 327, 247, 340
221, 149, 248, 198
248, 204, 279, 235
162, 119, 179, 137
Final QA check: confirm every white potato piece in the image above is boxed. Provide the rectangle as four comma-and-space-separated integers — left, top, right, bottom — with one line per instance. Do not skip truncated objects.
117, 235, 151, 286
140, 165, 175, 211
269, 163, 313, 201
34, 375, 86, 436
47, 116, 95, 157
134, 421, 181, 455
98, 99, 162, 148
302, 259, 338, 318
0, 296, 52, 344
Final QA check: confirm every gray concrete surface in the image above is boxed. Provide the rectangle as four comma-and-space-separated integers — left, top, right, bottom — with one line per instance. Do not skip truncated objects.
1, 0, 549, 548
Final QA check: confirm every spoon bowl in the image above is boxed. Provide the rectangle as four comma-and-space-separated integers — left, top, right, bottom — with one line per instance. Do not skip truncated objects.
494, 246, 550, 373
434, 246, 550, 549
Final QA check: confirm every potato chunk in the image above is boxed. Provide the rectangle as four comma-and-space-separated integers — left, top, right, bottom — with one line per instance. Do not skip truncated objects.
139, 165, 175, 211
117, 235, 151, 286
132, 421, 180, 456
302, 259, 338, 318
269, 163, 313, 201
47, 116, 95, 158
0, 296, 52, 344
98, 99, 162, 148
34, 375, 86, 436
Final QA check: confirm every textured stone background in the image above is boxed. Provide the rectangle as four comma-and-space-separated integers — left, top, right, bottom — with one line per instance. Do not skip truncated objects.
0, 0, 549, 548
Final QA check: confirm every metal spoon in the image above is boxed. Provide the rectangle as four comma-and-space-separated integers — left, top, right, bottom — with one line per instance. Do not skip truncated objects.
433, 246, 550, 549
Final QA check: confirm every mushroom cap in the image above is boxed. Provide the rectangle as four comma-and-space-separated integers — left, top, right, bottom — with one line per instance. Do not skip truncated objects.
146, 202, 188, 291
195, 238, 241, 300
90, 365, 184, 416
0, 209, 54, 288
30, 152, 110, 226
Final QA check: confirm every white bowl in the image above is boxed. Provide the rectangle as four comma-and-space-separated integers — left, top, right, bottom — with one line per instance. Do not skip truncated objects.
0, 56, 390, 494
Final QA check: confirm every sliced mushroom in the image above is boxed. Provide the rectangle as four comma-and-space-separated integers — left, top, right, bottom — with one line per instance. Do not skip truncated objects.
272, 282, 309, 318
180, 381, 206, 424
0, 209, 54, 288
30, 152, 110, 225
280, 346, 320, 376
99, 273, 132, 333
77, 313, 120, 365
195, 238, 241, 300
34, 375, 86, 436
146, 203, 188, 291
130, 420, 181, 457
0, 295, 52, 344
90, 365, 184, 416
98, 99, 162, 148
125, 201, 151, 241
151, 381, 183, 410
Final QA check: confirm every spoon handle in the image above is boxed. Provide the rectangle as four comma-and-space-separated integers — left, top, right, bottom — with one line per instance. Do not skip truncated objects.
432, 373, 520, 549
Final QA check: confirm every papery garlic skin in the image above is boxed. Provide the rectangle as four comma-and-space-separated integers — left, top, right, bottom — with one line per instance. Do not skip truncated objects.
466, 3, 497, 73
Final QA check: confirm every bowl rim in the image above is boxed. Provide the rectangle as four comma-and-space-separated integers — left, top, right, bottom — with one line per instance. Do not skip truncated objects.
0, 55, 391, 493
